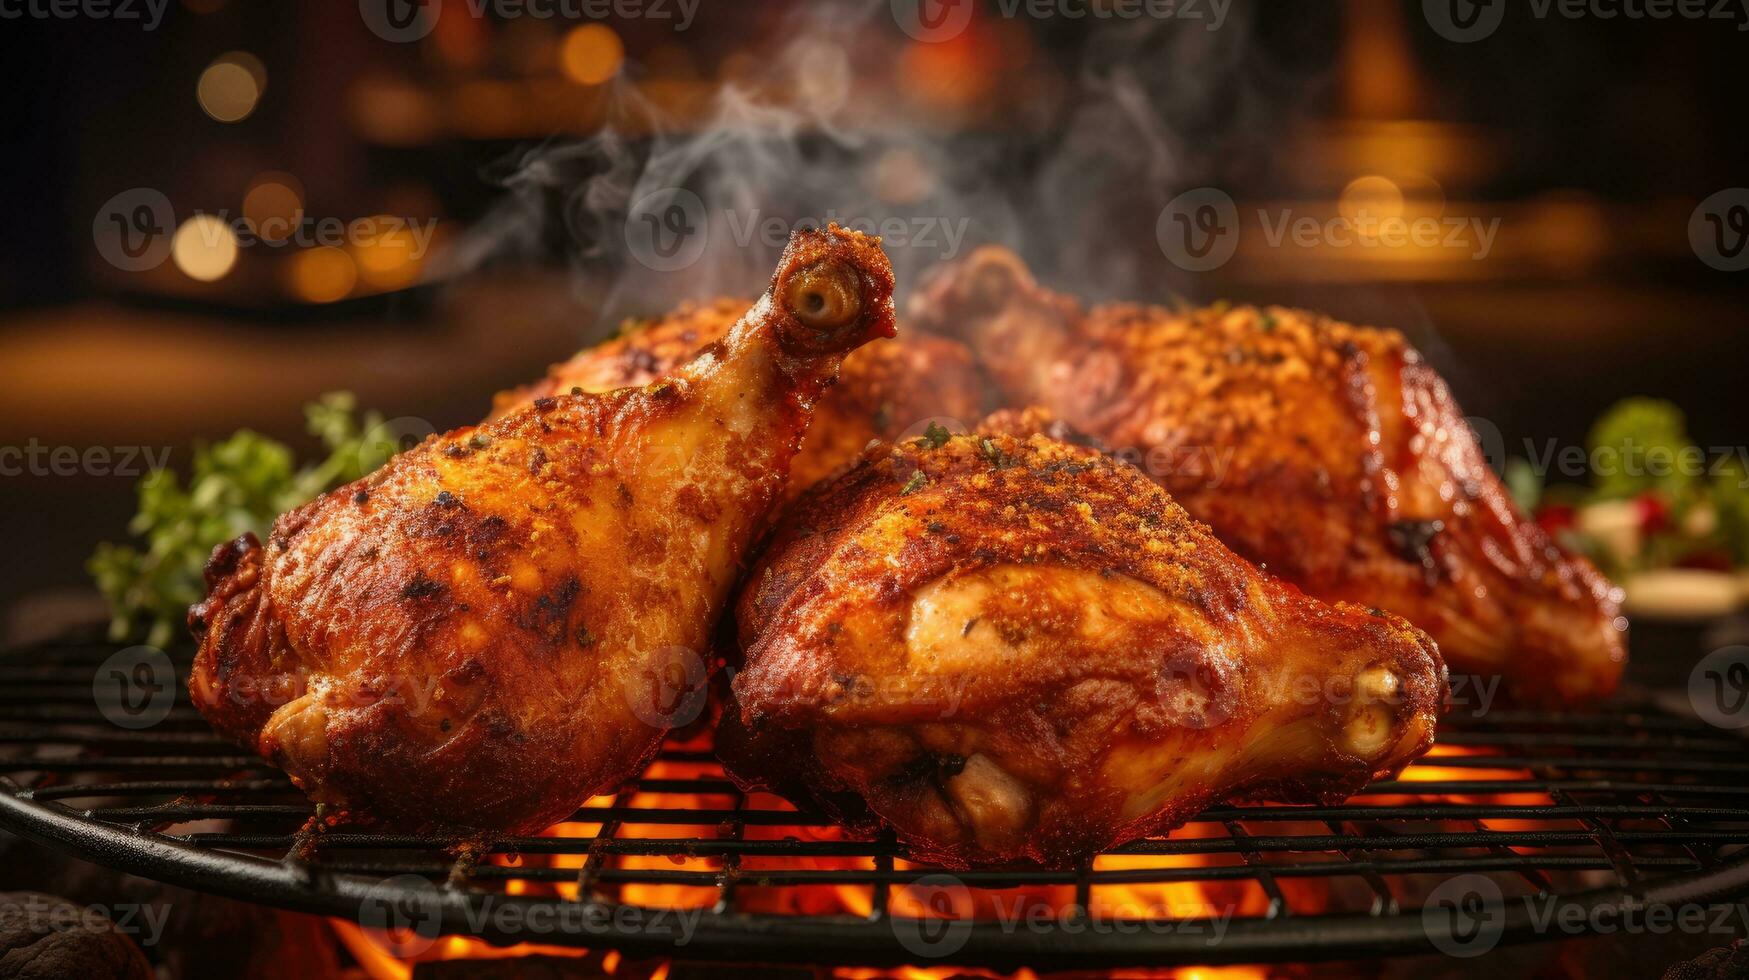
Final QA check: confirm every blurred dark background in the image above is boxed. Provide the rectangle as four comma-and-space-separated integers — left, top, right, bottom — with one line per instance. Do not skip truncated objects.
2, 0, 1747, 636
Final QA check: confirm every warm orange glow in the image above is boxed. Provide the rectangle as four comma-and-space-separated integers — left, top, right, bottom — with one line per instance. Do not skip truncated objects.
331, 921, 411, 980
350, 217, 429, 291
897, 30, 999, 113
242, 172, 304, 243
1341, 0, 1423, 119
560, 25, 625, 86
286, 246, 356, 303
1339, 174, 1406, 226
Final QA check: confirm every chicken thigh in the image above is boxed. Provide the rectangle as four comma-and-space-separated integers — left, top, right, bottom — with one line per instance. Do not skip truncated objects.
719, 415, 1446, 868
188, 225, 896, 834
910, 249, 1625, 706
491, 301, 986, 499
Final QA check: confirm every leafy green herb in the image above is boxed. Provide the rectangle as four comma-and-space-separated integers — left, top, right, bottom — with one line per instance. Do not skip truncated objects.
899, 471, 929, 496
917, 421, 952, 450
1504, 457, 1543, 513
1713, 456, 1749, 565
1587, 397, 1693, 500
88, 392, 393, 648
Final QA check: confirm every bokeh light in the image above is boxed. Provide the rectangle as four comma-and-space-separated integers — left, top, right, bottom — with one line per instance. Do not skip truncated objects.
1339, 175, 1406, 225
351, 216, 429, 291
241, 171, 305, 243
287, 246, 357, 303
197, 52, 265, 123
560, 25, 624, 86
170, 214, 239, 282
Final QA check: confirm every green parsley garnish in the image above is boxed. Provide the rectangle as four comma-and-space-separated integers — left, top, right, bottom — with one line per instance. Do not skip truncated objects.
88, 392, 396, 647
917, 421, 952, 450
900, 471, 929, 496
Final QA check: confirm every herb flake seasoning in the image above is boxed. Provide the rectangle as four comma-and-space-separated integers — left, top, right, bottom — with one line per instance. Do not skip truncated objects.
918, 421, 952, 450
900, 470, 929, 496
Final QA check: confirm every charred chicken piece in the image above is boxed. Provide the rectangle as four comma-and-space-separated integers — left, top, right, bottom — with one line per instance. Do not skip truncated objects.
718, 418, 1446, 868
188, 225, 896, 835
492, 302, 986, 500
910, 248, 1625, 706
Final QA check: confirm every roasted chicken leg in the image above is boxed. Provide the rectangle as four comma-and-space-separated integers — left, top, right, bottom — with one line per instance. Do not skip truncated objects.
911, 249, 1625, 705
188, 225, 896, 834
491, 300, 986, 500
719, 415, 1446, 868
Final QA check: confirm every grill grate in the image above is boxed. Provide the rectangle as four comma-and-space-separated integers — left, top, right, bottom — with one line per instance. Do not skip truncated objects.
4, 635, 1749, 970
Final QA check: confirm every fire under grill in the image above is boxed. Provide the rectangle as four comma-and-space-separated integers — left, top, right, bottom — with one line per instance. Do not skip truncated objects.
4, 635, 1749, 972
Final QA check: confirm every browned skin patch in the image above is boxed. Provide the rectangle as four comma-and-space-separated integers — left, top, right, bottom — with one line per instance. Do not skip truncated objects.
909, 247, 1625, 707
187, 225, 897, 835
491, 303, 988, 501
718, 420, 1447, 869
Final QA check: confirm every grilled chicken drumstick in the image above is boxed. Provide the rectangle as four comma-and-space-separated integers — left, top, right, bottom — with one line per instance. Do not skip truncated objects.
718, 413, 1446, 868
188, 225, 896, 834
910, 249, 1624, 706
491, 300, 986, 500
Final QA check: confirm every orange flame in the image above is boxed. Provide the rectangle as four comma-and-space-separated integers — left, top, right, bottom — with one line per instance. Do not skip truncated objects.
337, 736, 1548, 979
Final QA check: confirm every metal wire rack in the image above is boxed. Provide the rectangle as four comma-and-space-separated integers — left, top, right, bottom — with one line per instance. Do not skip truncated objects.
4, 634, 1749, 970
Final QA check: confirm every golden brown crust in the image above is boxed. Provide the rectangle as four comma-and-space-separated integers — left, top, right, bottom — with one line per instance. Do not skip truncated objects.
911, 249, 1625, 706
721, 420, 1447, 868
491, 306, 987, 500
188, 225, 897, 835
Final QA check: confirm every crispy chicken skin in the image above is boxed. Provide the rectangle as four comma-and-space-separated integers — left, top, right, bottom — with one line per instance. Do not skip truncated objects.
718, 416, 1446, 868
491, 301, 986, 499
911, 248, 1625, 706
187, 225, 896, 835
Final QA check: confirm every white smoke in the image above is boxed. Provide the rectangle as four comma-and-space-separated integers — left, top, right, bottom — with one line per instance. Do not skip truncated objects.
441, 0, 1292, 339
